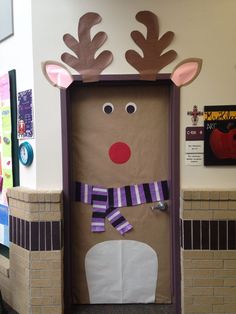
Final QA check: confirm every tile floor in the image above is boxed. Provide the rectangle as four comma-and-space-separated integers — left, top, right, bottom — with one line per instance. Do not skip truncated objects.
3, 303, 176, 314
73, 304, 175, 314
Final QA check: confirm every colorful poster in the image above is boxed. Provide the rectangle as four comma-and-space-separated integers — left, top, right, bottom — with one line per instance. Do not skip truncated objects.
204, 105, 236, 166
0, 73, 13, 246
18, 89, 34, 139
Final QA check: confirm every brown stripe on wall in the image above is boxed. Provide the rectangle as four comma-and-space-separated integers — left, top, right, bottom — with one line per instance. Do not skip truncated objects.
202, 220, 209, 250
40, 221, 45, 251
228, 221, 236, 249
219, 221, 227, 250
26, 221, 29, 250
9, 215, 62, 251
52, 221, 60, 250
9, 215, 12, 242
181, 219, 236, 250
183, 220, 192, 249
13, 216, 16, 244
31, 221, 39, 251
210, 221, 218, 250
193, 220, 200, 250
46, 221, 52, 250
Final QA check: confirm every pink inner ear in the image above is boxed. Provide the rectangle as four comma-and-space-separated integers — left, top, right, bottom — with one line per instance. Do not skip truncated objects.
46, 64, 73, 89
171, 62, 199, 87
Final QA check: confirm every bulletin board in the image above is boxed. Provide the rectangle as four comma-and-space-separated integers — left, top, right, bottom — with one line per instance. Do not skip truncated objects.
0, 70, 19, 247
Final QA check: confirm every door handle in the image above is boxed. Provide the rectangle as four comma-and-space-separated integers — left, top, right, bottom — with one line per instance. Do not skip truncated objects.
150, 201, 168, 212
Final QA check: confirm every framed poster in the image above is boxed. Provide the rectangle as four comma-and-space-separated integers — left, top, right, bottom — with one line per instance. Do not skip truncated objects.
0, 0, 14, 43
204, 105, 236, 166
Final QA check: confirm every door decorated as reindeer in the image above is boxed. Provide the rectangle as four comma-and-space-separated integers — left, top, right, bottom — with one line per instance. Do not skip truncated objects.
70, 81, 171, 304
42, 11, 202, 307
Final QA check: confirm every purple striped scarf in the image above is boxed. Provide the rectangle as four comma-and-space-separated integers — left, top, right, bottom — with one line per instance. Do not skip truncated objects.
75, 180, 169, 235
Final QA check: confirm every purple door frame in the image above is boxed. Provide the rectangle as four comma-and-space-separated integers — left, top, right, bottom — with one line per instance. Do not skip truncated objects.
60, 74, 181, 314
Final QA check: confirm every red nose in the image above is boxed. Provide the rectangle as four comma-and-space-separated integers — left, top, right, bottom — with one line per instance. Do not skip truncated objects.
109, 142, 131, 164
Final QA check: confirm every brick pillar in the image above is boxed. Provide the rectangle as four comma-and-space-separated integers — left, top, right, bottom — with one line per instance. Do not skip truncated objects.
7, 187, 63, 314
0, 254, 10, 305
180, 189, 236, 314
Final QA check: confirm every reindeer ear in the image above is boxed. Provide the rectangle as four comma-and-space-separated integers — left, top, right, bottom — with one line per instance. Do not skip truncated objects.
42, 61, 73, 89
171, 58, 202, 87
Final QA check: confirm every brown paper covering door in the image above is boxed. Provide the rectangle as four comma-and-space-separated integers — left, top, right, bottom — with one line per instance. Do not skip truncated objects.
70, 83, 171, 304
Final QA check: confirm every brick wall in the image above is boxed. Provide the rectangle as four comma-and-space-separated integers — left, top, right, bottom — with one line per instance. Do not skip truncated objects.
4, 186, 236, 313
181, 190, 236, 314
7, 187, 63, 314
0, 254, 10, 305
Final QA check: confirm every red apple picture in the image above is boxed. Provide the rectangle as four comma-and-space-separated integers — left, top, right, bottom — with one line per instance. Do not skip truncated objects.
209, 127, 236, 159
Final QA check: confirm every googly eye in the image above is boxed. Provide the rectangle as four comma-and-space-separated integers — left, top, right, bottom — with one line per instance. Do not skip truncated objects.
103, 102, 114, 114
125, 102, 137, 114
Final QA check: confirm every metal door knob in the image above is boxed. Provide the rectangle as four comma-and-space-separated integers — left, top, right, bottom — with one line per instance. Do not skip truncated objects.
150, 201, 168, 212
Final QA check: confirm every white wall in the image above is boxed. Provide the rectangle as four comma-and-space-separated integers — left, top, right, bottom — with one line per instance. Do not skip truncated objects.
0, 0, 36, 188
30, 0, 236, 189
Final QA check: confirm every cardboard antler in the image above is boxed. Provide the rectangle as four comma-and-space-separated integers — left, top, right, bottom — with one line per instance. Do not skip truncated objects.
61, 12, 113, 82
126, 11, 177, 80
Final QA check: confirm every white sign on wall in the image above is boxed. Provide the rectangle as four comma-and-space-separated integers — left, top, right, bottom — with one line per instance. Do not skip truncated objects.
185, 153, 203, 166
185, 141, 204, 154
185, 126, 204, 166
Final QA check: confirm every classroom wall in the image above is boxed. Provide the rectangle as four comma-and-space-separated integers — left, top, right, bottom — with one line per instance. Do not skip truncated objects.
31, 0, 236, 190
2, 0, 236, 190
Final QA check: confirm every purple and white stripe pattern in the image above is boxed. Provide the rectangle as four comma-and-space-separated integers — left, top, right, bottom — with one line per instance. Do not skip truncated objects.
91, 187, 107, 232
91, 186, 133, 235
75, 180, 169, 235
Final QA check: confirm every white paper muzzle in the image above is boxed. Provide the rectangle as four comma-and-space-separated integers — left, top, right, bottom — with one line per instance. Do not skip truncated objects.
85, 240, 158, 303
